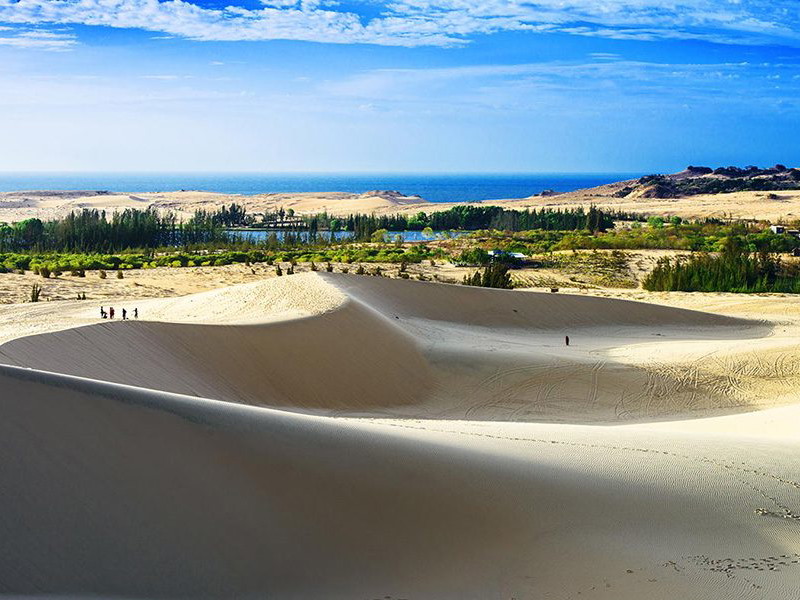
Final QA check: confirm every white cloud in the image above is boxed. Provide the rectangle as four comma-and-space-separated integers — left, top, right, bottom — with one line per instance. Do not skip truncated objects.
261, 0, 300, 6
589, 53, 622, 60
0, 27, 77, 50
0, 0, 798, 48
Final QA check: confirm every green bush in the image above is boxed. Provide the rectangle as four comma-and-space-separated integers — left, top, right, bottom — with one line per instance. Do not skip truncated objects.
455, 248, 490, 266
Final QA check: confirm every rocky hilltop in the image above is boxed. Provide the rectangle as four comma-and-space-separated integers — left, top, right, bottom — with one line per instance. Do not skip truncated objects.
609, 165, 800, 199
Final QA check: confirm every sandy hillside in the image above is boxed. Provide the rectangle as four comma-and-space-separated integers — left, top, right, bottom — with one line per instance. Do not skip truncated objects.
0, 188, 429, 222
1, 273, 800, 597
494, 188, 800, 222
497, 167, 800, 221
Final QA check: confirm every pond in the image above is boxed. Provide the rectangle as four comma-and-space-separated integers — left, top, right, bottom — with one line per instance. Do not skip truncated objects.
225, 230, 468, 243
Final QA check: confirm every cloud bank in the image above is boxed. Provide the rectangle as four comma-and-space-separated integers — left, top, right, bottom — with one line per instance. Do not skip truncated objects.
0, 0, 799, 48
0, 26, 76, 50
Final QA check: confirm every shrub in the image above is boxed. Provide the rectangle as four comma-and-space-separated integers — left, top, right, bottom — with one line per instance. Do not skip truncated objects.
455, 248, 490, 266
116, 270, 124, 279
462, 262, 514, 289
38, 266, 51, 278
30, 283, 42, 302
98, 270, 107, 279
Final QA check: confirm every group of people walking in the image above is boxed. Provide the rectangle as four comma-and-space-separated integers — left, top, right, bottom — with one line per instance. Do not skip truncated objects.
100, 306, 137, 320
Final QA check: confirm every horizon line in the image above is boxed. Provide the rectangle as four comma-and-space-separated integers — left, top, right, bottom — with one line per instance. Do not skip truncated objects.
0, 170, 653, 176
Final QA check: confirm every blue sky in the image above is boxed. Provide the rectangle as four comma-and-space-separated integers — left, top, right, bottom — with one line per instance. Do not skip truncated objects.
1, 0, 799, 172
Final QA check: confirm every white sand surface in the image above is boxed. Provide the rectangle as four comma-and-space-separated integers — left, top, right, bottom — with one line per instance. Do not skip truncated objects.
4, 186, 800, 221
0, 189, 428, 221
1, 273, 799, 598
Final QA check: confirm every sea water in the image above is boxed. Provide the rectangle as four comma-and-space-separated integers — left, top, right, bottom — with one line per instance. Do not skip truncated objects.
0, 173, 638, 203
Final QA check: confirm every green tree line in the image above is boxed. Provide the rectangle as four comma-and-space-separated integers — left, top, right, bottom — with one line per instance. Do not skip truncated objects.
643, 238, 800, 293
312, 205, 623, 240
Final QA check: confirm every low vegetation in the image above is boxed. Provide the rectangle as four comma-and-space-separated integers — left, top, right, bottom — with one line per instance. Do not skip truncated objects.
544, 250, 637, 288
29, 283, 42, 303
0, 244, 442, 275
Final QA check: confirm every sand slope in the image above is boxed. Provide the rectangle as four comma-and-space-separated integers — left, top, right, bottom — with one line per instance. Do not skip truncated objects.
2, 363, 800, 598
0, 273, 788, 422
0, 299, 433, 412
1, 274, 800, 598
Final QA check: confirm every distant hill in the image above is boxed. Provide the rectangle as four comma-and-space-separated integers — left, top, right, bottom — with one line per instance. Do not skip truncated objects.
608, 165, 800, 199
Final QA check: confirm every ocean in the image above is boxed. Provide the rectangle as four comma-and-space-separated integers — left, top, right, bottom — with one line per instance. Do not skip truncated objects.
0, 173, 637, 203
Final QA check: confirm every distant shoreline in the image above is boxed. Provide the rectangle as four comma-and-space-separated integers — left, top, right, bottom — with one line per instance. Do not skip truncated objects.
0, 172, 639, 203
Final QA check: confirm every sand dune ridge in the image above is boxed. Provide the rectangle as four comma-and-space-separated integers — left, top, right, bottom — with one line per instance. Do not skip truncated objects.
1, 274, 799, 598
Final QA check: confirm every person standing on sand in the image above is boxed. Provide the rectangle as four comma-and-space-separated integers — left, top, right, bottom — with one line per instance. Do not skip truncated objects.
109, 307, 115, 319
122, 308, 127, 320
133, 308, 138, 319
565, 335, 570, 346
100, 306, 106, 319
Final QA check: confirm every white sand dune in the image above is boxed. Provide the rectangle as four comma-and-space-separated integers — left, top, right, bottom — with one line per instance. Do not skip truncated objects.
0, 189, 429, 222
5, 186, 800, 222
1, 273, 800, 598
0, 274, 784, 421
